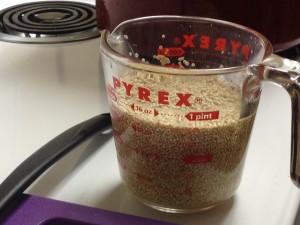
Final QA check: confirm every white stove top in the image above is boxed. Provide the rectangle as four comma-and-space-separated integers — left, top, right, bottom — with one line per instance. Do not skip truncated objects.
0, 1, 299, 225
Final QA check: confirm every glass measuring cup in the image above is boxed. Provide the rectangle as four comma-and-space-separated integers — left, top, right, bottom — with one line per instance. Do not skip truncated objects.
100, 16, 300, 213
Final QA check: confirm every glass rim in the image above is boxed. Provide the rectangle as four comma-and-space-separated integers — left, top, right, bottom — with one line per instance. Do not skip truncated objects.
100, 15, 273, 75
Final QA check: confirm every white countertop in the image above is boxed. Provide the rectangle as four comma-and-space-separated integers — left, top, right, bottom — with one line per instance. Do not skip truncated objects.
0, 1, 300, 225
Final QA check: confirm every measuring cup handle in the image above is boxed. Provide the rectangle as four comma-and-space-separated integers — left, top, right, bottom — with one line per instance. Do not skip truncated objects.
262, 53, 300, 187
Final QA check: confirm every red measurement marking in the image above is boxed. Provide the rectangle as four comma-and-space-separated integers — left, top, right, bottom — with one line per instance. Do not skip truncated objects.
130, 103, 135, 111
182, 153, 213, 164
134, 147, 160, 160
185, 111, 219, 121
131, 103, 144, 112
131, 124, 153, 135
134, 172, 153, 182
110, 107, 121, 122
106, 84, 117, 101
157, 47, 185, 57
113, 132, 123, 144
130, 103, 159, 117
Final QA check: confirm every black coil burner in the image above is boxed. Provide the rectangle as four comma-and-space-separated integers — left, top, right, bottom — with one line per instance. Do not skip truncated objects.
0, 1, 100, 43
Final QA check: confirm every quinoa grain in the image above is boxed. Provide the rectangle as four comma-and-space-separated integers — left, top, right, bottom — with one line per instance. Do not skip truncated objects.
110, 71, 255, 211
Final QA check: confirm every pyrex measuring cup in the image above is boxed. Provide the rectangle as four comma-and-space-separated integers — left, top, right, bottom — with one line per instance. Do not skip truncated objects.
100, 16, 300, 213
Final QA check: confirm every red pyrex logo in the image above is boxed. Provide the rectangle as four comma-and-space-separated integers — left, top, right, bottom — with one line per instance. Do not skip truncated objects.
109, 76, 220, 121
158, 34, 251, 60
112, 76, 192, 106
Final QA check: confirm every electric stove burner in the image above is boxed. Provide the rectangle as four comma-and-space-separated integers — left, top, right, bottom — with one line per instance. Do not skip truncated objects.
0, 1, 100, 43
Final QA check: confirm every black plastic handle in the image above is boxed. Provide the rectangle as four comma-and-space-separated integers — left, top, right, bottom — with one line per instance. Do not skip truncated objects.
0, 113, 112, 220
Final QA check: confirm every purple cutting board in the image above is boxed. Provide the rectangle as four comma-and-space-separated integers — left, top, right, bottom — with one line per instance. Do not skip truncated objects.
3, 194, 179, 225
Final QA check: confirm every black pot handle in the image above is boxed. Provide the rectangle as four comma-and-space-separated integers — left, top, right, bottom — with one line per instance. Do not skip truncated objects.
0, 113, 112, 221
